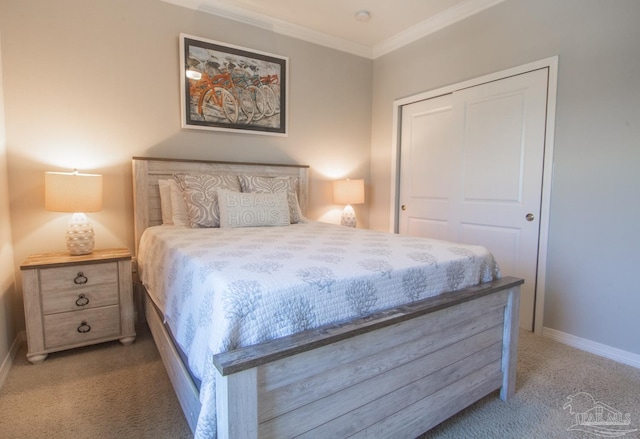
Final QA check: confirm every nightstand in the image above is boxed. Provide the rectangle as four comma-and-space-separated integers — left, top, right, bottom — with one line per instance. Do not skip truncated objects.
20, 248, 136, 364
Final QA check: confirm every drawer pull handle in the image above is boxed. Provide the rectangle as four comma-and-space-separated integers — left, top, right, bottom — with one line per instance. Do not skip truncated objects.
77, 321, 91, 334
73, 271, 89, 285
74, 272, 88, 285
75, 294, 90, 307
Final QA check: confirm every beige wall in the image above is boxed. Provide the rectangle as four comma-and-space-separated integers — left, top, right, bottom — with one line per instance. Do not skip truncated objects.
0, 0, 372, 334
0, 29, 18, 380
3, 0, 637, 365
370, 0, 640, 355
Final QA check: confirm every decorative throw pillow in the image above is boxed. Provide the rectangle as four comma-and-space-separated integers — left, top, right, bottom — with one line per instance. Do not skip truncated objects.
217, 189, 290, 228
173, 173, 241, 228
286, 192, 306, 224
239, 174, 297, 193
238, 175, 306, 223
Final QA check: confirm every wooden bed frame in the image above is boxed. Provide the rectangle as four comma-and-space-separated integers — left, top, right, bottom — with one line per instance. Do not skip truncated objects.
132, 156, 523, 438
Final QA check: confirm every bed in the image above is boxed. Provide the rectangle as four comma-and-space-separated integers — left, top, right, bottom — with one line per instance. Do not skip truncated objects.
132, 156, 523, 439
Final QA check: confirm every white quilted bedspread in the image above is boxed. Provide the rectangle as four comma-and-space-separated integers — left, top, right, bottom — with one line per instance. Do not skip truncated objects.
137, 221, 500, 438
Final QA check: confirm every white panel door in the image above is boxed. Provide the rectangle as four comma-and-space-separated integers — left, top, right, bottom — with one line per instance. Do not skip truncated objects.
399, 68, 549, 331
398, 94, 455, 240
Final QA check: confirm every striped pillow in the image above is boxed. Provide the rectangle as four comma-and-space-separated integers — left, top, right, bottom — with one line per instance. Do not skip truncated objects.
173, 173, 241, 228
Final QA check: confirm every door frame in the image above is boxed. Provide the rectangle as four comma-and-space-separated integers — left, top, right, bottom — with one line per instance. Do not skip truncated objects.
389, 56, 558, 334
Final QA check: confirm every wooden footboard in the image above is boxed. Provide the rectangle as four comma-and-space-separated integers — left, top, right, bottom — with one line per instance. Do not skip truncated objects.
145, 276, 521, 438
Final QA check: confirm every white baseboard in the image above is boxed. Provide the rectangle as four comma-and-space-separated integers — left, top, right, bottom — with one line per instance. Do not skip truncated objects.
542, 327, 640, 369
0, 331, 25, 389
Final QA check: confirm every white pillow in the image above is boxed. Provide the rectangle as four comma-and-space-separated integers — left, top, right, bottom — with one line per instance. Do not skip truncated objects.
168, 179, 189, 227
217, 189, 290, 228
238, 174, 306, 224
158, 180, 173, 225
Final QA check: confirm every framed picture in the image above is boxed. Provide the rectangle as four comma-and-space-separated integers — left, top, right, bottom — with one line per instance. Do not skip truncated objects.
179, 34, 288, 136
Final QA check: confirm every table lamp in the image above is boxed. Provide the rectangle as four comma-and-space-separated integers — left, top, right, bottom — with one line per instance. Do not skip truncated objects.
333, 178, 365, 228
45, 169, 103, 255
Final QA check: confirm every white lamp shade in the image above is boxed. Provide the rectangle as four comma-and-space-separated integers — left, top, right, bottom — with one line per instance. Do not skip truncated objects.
333, 179, 365, 205
45, 171, 103, 213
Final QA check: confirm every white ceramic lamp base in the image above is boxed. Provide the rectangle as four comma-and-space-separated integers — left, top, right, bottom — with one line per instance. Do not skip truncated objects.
66, 213, 95, 255
341, 204, 357, 228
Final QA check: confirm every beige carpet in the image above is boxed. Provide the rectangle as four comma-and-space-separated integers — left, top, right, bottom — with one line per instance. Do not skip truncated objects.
421, 331, 639, 438
1, 325, 638, 438
0, 324, 191, 439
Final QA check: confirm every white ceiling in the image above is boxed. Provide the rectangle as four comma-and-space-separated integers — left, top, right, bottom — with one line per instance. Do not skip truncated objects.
161, 0, 505, 59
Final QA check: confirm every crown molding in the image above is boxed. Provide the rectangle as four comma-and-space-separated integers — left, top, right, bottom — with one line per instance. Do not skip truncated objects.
161, 0, 504, 60
372, 0, 506, 58
161, 0, 373, 58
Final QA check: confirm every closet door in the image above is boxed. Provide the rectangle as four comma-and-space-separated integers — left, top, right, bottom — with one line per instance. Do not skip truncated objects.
399, 68, 548, 331
398, 93, 455, 240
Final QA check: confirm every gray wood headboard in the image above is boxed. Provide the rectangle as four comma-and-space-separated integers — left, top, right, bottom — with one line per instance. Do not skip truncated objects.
132, 156, 310, 256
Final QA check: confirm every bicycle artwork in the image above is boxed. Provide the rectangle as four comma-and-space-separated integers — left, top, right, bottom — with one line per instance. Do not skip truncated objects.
180, 34, 287, 136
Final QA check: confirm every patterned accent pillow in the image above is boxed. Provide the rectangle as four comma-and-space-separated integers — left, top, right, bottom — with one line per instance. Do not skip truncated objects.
238, 175, 306, 224
173, 173, 241, 228
217, 189, 290, 228
286, 192, 306, 224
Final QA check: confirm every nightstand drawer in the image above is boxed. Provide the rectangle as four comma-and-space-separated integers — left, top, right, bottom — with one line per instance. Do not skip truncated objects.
40, 262, 119, 314
43, 305, 121, 349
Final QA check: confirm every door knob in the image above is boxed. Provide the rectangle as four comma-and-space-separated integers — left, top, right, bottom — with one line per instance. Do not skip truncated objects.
526, 213, 534, 222
401, 205, 407, 211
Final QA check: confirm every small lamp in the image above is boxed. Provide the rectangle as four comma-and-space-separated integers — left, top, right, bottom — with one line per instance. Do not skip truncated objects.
333, 178, 365, 228
45, 169, 103, 255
